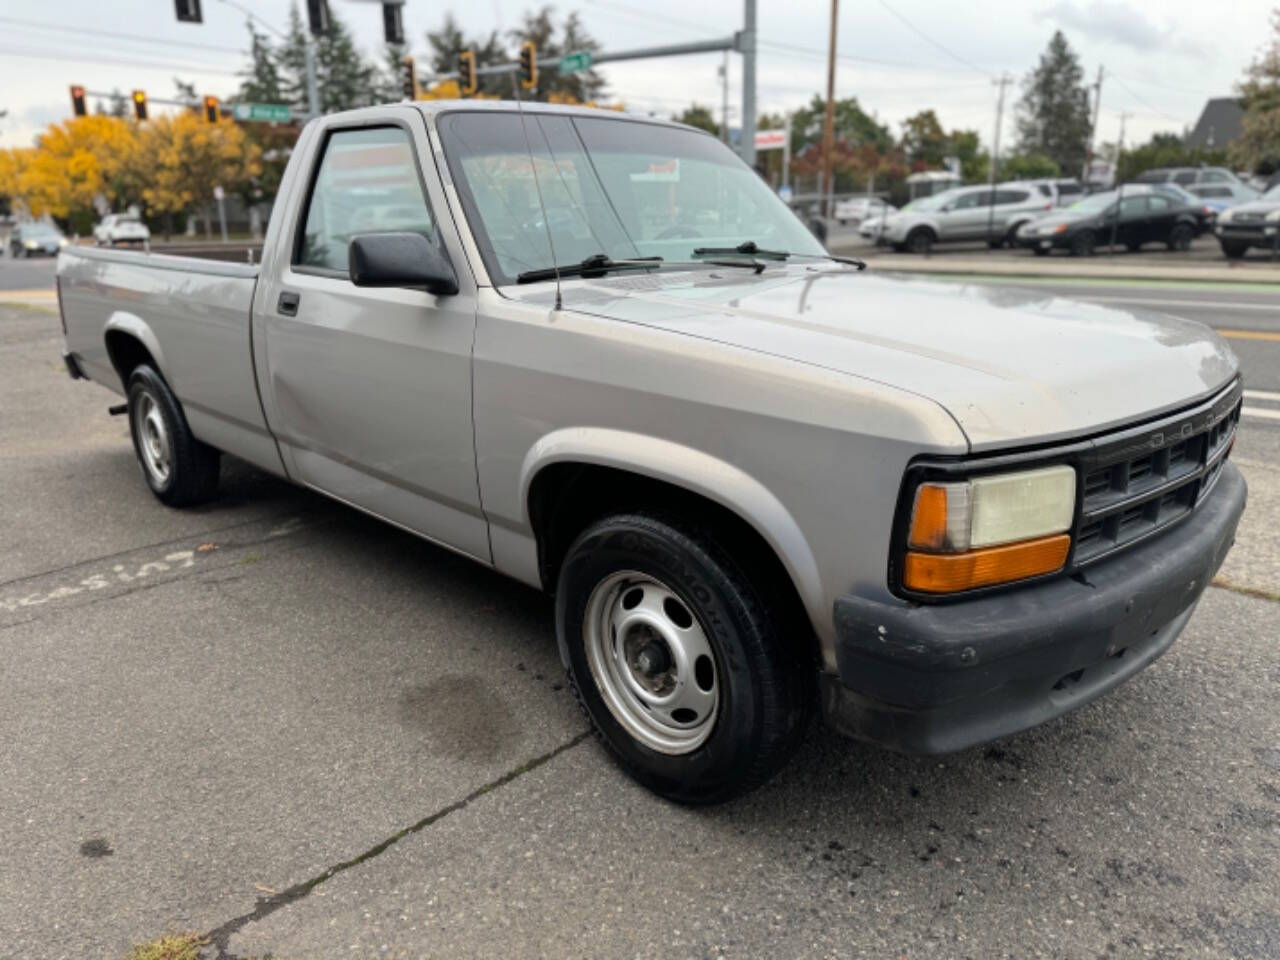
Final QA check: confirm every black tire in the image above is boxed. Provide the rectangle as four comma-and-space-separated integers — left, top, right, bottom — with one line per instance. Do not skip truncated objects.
1126, 241, 1142, 253
126, 364, 220, 506
556, 512, 808, 805
1167, 224, 1194, 252
986, 238, 1004, 250
906, 227, 934, 254
1032, 247, 1050, 256
1070, 230, 1096, 257
1219, 240, 1249, 259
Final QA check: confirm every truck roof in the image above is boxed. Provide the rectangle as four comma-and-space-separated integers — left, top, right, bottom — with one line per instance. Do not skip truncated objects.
313, 99, 703, 135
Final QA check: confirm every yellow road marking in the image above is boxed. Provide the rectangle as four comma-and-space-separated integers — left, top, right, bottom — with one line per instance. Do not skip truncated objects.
0, 288, 56, 299
1217, 328, 1280, 342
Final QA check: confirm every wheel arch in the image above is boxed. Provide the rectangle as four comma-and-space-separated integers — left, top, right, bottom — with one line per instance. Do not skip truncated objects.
103, 313, 166, 389
520, 429, 825, 650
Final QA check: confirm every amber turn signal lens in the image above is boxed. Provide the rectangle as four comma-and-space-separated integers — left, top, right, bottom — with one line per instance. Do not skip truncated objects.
908, 483, 950, 550
904, 534, 1071, 594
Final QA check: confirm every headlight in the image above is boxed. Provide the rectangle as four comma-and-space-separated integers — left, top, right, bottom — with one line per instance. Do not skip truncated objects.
24, 240, 38, 249
58, 237, 68, 247
1219, 209, 1235, 224
1266, 209, 1280, 223
903, 465, 1075, 593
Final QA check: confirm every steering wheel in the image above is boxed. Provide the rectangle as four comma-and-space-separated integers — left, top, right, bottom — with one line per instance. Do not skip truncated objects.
654, 224, 702, 240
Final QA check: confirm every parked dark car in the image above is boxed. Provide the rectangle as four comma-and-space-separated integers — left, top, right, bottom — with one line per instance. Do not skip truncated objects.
1015, 188, 1203, 256
9, 222, 67, 258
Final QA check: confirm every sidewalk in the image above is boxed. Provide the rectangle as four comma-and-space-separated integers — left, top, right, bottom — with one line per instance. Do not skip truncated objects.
829, 246, 1280, 285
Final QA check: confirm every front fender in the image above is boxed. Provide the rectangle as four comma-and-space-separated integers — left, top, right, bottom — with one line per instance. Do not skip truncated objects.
518, 427, 826, 630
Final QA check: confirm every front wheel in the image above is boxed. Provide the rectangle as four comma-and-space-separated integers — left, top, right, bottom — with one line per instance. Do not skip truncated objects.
1167, 224, 1194, 251
1220, 240, 1249, 259
906, 228, 934, 255
556, 513, 807, 804
1071, 230, 1096, 257
127, 364, 221, 506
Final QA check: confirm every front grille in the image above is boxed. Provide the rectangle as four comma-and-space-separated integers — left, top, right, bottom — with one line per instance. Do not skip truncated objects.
1072, 382, 1241, 566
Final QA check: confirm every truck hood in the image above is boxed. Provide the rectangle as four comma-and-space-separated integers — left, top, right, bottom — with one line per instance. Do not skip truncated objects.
515, 266, 1238, 450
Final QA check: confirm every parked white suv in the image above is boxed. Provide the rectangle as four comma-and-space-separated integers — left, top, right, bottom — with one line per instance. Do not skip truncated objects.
880, 183, 1053, 253
93, 214, 150, 247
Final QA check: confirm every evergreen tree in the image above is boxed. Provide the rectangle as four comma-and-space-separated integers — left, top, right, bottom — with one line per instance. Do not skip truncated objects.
674, 104, 720, 136
277, 3, 377, 114
1014, 31, 1092, 176
237, 24, 286, 104
375, 43, 411, 103
507, 7, 605, 102
426, 12, 508, 96
1229, 10, 1280, 174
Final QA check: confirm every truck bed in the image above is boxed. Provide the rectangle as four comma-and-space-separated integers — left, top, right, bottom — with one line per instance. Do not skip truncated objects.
57, 245, 282, 476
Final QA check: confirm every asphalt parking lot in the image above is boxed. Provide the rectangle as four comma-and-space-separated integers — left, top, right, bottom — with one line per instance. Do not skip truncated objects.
2, 271, 1279, 957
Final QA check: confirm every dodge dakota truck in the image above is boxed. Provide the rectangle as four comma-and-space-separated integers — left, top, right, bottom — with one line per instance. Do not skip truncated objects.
57, 101, 1246, 804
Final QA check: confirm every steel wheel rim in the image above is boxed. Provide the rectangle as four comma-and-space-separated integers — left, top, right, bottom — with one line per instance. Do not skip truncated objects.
133, 391, 171, 485
583, 570, 720, 755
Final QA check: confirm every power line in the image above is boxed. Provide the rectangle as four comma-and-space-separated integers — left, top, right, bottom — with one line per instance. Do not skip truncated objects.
873, 0, 994, 77
0, 16, 249, 56
1110, 74, 1187, 125
0, 44, 244, 78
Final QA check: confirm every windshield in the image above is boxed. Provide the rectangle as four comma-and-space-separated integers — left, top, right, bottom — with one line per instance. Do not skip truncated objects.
437, 111, 824, 285
1069, 192, 1117, 212
1265, 184, 1280, 200
24, 223, 59, 237
900, 191, 956, 213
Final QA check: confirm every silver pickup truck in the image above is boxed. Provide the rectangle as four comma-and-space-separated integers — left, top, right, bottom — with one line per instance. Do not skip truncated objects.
58, 101, 1246, 804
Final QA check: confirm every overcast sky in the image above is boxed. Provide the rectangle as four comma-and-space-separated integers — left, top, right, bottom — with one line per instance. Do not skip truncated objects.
0, 0, 1273, 154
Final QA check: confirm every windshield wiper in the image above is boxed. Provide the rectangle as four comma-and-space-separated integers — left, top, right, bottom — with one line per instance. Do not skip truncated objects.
516, 251, 766, 284
517, 253, 664, 284
692, 240, 866, 270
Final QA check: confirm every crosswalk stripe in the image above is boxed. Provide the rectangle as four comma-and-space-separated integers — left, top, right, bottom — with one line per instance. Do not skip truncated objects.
1242, 406, 1280, 421
1243, 389, 1280, 403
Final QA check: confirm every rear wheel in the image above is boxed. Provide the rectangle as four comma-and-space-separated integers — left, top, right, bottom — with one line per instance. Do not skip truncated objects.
1070, 230, 1096, 257
1126, 241, 1142, 252
1167, 223, 1194, 252
1032, 247, 1050, 256
127, 364, 220, 506
1220, 240, 1249, 259
557, 512, 807, 804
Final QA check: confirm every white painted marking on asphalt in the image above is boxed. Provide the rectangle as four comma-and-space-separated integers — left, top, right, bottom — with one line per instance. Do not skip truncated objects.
1242, 406, 1280, 421
0, 550, 195, 613
1244, 389, 1280, 403
1082, 296, 1279, 312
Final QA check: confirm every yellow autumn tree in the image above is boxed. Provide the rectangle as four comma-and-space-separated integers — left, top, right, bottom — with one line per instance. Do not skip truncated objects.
17, 116, 140, 223
0, 148, 32, 215
137, 112, 262, 236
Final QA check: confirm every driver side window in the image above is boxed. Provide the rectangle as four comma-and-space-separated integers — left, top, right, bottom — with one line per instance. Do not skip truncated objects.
296, 126, 437, 274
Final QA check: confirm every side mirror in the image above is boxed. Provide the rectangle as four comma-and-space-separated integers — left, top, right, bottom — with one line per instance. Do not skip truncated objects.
348, 232, 459, 296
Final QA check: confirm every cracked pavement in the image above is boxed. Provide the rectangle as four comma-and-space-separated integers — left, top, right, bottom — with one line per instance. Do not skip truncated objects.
1, 301, 1278, 959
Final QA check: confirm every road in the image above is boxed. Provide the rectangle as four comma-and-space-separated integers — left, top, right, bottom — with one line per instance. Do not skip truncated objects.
1, 263, 1278, 959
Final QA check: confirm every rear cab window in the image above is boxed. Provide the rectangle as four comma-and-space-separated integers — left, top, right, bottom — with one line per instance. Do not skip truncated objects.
295, 125, 438, 275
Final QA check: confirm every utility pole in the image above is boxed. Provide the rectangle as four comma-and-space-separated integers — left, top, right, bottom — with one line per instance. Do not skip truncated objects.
719, 52, 730, 144
1083, 65, 1104, 182
1109, 111, 1130, 253
740, 0, 757, 166
985, 73, 1013, 242
820, 0, 838, 219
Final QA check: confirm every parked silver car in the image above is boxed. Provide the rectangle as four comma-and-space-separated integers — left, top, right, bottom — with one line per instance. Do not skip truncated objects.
1133, 167, 1259, 208
879, 183, 1054, 253
1214, 183, 1280, 257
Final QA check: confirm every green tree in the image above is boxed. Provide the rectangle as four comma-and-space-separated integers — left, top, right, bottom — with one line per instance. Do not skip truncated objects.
674, 104, 720, 136
900, 109, 948, 169
277, 3, 376, 114
426, 12, 508, 97
1015, 31, 1092, 176
236, 24, 286, 104
1117, 132, 1227, 181
1230, 10, 1280, 174
1001, 152, 1059, 180
508, 7, 605, 102
375, 43, 411, 103
788, 95, 893, 156
948, 129, 989, 182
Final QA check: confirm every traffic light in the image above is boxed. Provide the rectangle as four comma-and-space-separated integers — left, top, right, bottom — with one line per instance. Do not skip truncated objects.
174, 0, 202, 23
401, 56, 417, 101
519, 41, 537, 91
70, 85, 87, 117
131, 90, 148, 122
382, 3, 404, 45
203, 95, 220, 124
306, 0, 330, 36
458, 49, 477, 96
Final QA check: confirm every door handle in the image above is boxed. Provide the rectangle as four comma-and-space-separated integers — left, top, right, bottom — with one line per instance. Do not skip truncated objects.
278, 291, 300, 316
